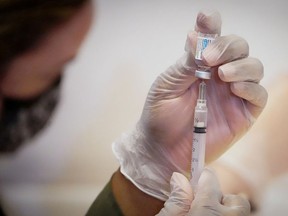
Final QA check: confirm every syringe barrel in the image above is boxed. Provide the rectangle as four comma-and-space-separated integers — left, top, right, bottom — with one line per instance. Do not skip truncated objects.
190, 129, 206, 189
194, 106, 207, 128
191, 81, 208, 190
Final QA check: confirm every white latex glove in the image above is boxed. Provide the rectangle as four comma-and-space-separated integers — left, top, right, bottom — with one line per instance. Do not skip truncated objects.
156, 169, 250, 216
113, 10, 268, 200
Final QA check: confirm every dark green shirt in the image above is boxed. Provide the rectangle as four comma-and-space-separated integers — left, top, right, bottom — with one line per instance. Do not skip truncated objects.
86, 180, 124, 216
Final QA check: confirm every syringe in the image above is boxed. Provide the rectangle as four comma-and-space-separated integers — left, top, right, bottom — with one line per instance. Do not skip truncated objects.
190, 81, 208, 190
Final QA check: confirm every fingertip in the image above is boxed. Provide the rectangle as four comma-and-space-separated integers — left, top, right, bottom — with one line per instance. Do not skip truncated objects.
170, 172, 186, 184
217, 64, 237, 82
170, 172, 181, 186
222, 194, 251, 214
170, 172, 193, 197
218, 66, 226, 81
200, 167, 217, 180
197, 168, 221, 195
218, 57, 264, 83
157, 173, 194, 216
231, 82, 268, 106
231, 82, 268, 118
195, 10, 222, 34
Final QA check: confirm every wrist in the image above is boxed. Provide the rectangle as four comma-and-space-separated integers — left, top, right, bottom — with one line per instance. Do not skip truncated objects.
112, 127, 174, 201
112, 168, 164, 216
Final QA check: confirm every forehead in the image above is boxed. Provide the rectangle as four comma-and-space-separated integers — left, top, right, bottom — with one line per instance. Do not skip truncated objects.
0, 0, 90, 72
0, 0, 93, 100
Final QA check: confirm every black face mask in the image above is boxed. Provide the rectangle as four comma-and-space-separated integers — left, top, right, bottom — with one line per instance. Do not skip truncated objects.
0, 78, 61, 153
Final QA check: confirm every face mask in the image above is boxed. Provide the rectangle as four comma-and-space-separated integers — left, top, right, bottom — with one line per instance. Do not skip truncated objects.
0, 78, 61, 153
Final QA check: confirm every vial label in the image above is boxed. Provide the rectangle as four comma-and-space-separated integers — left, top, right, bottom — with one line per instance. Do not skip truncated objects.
195, 34, 216, 61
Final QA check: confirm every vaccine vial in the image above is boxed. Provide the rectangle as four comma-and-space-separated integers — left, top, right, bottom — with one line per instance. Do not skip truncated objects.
195, 32, 217, 79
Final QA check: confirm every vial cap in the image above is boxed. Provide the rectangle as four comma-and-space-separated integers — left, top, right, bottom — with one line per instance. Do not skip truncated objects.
195, 69, 211, 79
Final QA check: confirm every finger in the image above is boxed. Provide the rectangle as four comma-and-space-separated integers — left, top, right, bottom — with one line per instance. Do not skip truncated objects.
203, 35, 249, 67
185, 10, 222, 54
222, 194, 251, 216
156, 172, 193, 216
170, 172, 194, 203
218, 57, 264, 83
154, 11, 222, 97
195, 10, 222, 35
194, 168, 222, 203
231, 82, 268, 118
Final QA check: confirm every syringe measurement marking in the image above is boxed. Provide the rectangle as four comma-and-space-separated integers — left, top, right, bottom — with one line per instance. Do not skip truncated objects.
191, 81, 207, 189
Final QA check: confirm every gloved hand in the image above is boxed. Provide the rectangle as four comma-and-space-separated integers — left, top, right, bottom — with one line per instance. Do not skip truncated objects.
113, 10, 268, 200
156, 169, 250, 216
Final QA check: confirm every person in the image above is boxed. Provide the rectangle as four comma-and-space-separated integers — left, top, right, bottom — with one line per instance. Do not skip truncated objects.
0, 1, 267, 215
0, 0, 93, 151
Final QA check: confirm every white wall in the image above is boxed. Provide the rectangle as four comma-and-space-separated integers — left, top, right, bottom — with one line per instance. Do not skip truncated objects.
0, 0, 287, 215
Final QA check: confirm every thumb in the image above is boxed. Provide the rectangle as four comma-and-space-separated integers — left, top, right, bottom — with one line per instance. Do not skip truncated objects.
150, 11, 222, 99
156, 172, 193, 216
221, 194, 251, 216
194, 168, 222, 202
195, 10, 222, 35
185, 10, 222, 54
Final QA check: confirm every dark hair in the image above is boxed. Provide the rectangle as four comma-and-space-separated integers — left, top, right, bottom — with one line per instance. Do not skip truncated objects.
0, 0, 88, 73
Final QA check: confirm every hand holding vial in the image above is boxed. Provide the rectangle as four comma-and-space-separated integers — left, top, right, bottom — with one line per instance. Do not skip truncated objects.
113, 10, 267, 201
156, 169, 250, 216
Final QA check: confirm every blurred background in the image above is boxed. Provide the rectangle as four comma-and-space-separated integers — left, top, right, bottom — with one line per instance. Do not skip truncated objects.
0, 0, 287, 215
